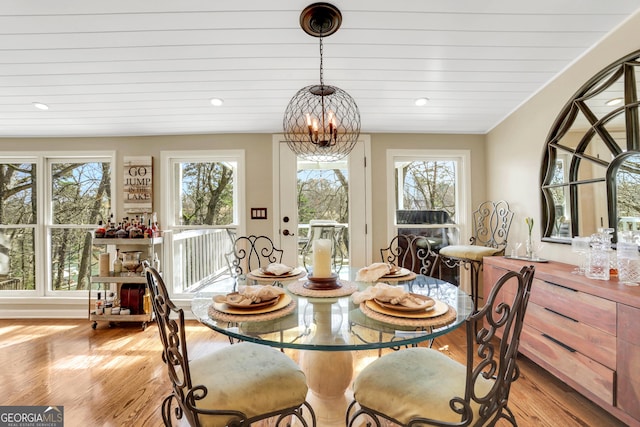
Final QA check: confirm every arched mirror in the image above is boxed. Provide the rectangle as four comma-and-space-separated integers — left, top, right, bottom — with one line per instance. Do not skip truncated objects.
541, 50, 640, 243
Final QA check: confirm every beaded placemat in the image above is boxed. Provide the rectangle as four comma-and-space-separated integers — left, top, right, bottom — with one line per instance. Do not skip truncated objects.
359, 302, 457, 327
208, 299, 296, 322
287, 280, 358, 297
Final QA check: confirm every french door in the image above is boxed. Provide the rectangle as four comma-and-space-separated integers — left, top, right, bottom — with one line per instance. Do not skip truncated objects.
273, 135, 371, 269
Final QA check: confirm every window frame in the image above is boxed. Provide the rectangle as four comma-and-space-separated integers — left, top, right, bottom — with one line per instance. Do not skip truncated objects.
0, 155, 41, 296
161, 150, 245, 298
45, 153, 116, 297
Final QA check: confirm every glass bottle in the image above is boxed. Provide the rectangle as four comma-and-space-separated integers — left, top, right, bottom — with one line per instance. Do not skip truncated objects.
116, 222, 128, 239
105, 220, 117, 238
129, 219, 143, 238
94, 220, 106, 238
113, 249, 123, 275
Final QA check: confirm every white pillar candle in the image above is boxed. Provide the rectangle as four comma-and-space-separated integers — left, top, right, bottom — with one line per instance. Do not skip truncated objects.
312, 239, 332, 278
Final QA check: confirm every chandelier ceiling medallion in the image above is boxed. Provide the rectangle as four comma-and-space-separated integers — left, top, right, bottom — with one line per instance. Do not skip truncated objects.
283, 2, 361, 162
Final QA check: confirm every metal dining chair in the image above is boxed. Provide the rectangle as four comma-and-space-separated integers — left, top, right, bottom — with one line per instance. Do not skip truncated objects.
433, 200, 514, 310
225, 234, 284, 277
144, 264, 316, 427
380, 233, 437, 276
346, 264, 535, 427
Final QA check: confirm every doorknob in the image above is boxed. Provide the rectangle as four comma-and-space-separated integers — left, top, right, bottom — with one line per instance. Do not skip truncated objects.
282, 229, 295, 236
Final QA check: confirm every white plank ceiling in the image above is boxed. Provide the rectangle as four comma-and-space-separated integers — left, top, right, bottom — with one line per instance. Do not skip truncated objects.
1, 0, 639, 138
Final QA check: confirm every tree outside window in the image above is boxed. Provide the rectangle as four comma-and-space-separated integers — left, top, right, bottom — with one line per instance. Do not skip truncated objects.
175, 161, 234, 226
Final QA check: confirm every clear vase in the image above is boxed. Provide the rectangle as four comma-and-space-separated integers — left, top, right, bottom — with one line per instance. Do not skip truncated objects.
525, 236, 533, 259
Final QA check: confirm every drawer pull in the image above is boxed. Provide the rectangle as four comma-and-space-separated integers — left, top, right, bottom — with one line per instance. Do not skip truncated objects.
544, 307, 578, 322
543, 280, 578, 292
542, 333, 576, 353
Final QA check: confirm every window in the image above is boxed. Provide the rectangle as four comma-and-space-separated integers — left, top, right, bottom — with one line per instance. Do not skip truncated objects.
0, 161, 36, 291
0, 153, 114, 296
163, 151, 244, 295
387, 150, 471, 252
48, 158, 112, 293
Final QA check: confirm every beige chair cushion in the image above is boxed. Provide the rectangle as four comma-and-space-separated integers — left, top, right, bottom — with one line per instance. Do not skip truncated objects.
188, 341, 308, 427
353, 347, 493, 425
439, 245, 500, 262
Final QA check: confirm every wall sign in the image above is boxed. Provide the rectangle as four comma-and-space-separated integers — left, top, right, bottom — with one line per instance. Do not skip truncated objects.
123, 156, 153, 213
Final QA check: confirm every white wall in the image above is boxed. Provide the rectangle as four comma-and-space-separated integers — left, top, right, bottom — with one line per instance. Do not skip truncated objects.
486, 10, 640, 265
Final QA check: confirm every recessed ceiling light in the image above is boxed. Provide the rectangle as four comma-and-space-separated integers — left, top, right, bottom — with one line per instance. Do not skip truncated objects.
605, 97, 623, 106
414, 98, 429, 106
210, 98, 224, 107
32, 102, 49, 110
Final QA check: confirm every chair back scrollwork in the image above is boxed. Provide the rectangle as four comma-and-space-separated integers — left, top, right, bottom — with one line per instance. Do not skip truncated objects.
226, 235, 284, 277
470, 200, 514, 254
380, 234, 436, 276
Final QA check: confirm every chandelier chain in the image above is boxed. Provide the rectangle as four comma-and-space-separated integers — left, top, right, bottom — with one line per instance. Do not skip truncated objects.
319, 37, 324, 87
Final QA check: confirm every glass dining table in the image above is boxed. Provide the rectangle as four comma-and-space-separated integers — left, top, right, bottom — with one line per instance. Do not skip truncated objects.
191, 271, 474, 427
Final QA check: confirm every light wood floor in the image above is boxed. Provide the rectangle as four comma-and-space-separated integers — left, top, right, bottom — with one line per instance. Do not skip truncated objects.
0, 319, 626, 427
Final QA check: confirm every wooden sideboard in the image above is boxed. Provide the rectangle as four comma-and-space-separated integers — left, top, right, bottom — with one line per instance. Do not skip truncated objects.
483, 256, 640, 426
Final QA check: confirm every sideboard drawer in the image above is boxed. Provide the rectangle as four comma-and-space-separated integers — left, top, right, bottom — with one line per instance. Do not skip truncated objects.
529, 278, 617, 335
520, 326, 614, 405
523, 301, 616, 369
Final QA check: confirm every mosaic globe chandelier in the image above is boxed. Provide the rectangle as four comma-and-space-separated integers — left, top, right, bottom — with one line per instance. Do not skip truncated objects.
283, 2, 361, 162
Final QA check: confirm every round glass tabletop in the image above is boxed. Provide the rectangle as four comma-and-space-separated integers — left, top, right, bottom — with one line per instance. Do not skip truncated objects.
191, 274, 474, 351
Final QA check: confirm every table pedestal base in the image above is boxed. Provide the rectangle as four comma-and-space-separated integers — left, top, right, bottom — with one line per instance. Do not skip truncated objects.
300, 349, 354, 427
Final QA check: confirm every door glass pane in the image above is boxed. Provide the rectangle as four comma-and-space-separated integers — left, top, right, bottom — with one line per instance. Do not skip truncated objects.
296, 159, 349, 269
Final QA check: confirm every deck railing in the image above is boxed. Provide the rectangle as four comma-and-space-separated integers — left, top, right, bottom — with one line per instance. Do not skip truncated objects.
171, 228, 234, 293
0, 277, 21, 290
